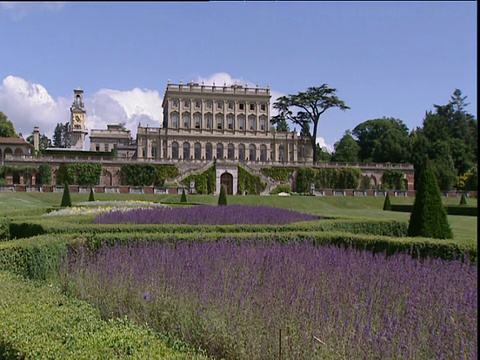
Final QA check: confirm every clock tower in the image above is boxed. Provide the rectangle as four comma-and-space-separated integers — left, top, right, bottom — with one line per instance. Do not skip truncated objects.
69, 87, 88, 150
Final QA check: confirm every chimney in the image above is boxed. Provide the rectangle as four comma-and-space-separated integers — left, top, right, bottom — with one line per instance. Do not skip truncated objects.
33, 126, 40, 152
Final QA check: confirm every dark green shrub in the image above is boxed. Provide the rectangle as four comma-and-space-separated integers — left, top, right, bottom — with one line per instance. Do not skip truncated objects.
180, 188, 187, 203
88, 187, 95, 202
408, 161, 453, 239
383, 194, 392, 211
38, 163, 52, 185
60, 184, 72, 207
460, 193, 467, 205
238, 167, 266, 195
218, 185, 227, 206
0, 218, 10, 241
181, 166, 215, 194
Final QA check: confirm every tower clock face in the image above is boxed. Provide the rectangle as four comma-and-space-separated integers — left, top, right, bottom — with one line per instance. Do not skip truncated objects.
73, 115, 82, 126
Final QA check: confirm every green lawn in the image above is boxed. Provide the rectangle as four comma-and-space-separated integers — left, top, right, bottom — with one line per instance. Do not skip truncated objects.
2, 192, 477, 245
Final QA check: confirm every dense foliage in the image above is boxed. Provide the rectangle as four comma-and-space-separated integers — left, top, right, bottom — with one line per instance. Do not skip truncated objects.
382, 170, 405, 190
238, 166, 266, 195
383, 194, 391, 211
408, 162, 453, 239
88, 187, 95, 202
261, 167, 296, 181
0, 272, 207, 359
181, 166, 216, 194
296, 167, 362, 192
0, 112, 19, 138
61, 240, 477, 360
93, 205, 321, 225
38, 163, 52, 185
121, 164, 179, 187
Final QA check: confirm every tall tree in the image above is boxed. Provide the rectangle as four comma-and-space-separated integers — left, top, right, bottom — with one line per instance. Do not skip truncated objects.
331, 130, 360, 162
0, 112, 19, 138
271, 85, 350, 163
53, 122, 71, 148
352, 117, 410, 163
412, 89, 477, 190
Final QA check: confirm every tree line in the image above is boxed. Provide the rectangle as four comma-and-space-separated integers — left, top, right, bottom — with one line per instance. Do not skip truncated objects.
271, 88, 477, 191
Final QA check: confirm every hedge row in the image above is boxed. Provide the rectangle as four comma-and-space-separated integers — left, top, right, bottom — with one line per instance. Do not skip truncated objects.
7, 218, 409, 240
389, 204, 478, 216
0, 271, 209, 360
1, 230, 476, 282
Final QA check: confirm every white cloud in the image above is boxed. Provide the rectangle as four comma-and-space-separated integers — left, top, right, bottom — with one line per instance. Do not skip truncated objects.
316, 136, 333, 153
0, 76, 164, 146
94, 88, 163, 137
0, 75, 69, 139
0, 2, 64, 21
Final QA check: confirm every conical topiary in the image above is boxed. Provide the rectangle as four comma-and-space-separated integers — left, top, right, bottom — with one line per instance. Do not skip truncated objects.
460, 193, 467, 205
218, 185, 227, 206
407, 161, 453, 239
383, 193, 391, 211
60, 183, 72, 207
180, 188, 187, 203
88, 187, 95, 202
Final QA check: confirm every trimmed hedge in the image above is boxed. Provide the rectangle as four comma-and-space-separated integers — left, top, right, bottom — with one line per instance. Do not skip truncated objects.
8, 218, 409, 240
0, 272, 209, 359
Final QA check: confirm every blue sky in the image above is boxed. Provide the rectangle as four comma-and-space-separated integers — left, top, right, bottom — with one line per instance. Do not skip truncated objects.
0, 1, 477, 151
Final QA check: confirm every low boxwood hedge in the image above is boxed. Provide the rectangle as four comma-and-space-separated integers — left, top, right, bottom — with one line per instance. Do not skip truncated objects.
0, 271, 209, 360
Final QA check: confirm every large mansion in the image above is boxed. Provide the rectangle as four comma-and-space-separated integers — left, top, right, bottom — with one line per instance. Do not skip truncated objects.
1, 82, 415, 194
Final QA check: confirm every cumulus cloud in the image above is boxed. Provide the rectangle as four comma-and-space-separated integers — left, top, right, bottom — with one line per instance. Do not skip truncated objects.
0, 75, 69, 139
0, 2, 64, 21
93, 88, 163, 137
0, 76, 163, 146
316, 137, 333, 153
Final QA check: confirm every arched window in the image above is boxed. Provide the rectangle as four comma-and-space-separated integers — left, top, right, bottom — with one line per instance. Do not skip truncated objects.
194, 142, 201, 160
228, 143, 234, 160
182, 112, 190, 128
227, 114, 234, 130
238, 144, 245, 161
205, 113, 213, 129
171, 113, 179, 128
249, 144, 256, 161
194, 113, 201, 129
216, 114, 223, 129
259, 116, 267, 131
206, 143, 213, 160
172, 142, 179, 159
238, 115, 245, 130
260, 144, 267, 161
248, 115, 256, 131
183, 142, 190, 159
216, 143, 224, 159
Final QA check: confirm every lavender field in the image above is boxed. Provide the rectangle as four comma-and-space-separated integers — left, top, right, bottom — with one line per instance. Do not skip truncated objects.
61, 240, 477, 360
93, 204, 322, 225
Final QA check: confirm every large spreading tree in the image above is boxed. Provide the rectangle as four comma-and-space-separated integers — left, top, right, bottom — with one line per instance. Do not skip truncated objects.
271, 85, 350, 163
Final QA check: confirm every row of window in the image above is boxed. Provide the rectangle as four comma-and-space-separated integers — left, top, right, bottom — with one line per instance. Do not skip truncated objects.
143, 142, 291, 162
171, 99, 267, 112
170, 113, 269, 131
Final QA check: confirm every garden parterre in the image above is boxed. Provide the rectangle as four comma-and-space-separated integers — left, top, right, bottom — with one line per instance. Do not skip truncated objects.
0, 194, 477, 359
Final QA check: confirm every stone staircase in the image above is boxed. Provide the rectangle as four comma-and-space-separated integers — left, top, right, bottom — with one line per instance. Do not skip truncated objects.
239, 162, 279, 195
